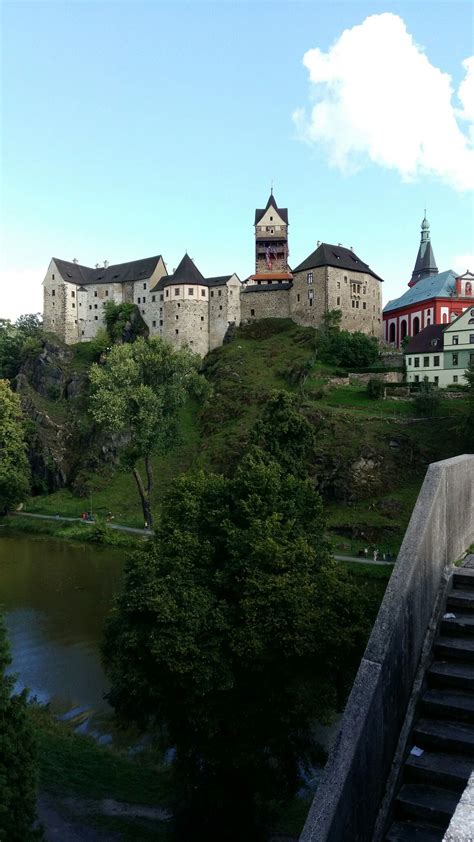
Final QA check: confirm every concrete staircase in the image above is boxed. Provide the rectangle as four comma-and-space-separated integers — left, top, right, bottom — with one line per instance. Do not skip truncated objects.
386, 567, 474, 842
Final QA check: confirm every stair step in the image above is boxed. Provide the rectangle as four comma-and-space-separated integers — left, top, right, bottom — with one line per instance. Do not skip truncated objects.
434, 636, 474, 662
428, 660, 474, 691
441, 614, 474, 637
405, 749, 472, 791
385, 820, 445, 841
453, 568, 474, 590
421, 687, 474, 722
395, 783, 459, 825
414, 718, 474, 757
447, 589, 474, 610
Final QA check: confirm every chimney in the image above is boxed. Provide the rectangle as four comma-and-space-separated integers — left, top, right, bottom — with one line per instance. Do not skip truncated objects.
95, 263, 100, 269
317, 240, 321, 247
72, 258, 78, 264
104, 260, 109, 268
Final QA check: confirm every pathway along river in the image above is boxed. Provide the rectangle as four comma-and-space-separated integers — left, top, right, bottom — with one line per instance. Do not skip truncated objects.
0, 533, 125, 722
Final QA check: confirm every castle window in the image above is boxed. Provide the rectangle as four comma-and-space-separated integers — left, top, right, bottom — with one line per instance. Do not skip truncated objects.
160, 294, 164, 301
218, 290, 222, 297
363, 287, 366, 295
230, 290, 233, 296
251, 309, 255, 316
452, 335, 459, 345
337, 297, 340, 305
52, 319, 55, 324
94, 291, 98, 297
94, 316, 98, 320
105, 290, 109, 296
74, 319, 77, 324
52, 289, 55, 296
160, 319, 163, 326
94, 304, 98, 309
211, 291, 214, 297
143, 283, 147, 289
201, 290, 205, 297
352, 300, 355, 308
176, 315, 179, 320
138, 297, 141, 303
434, 356, 440, 366
219, 305, 222, 311
470, 334, 474, 344
201, 316, 204, 322
81, 330, 84, 335
175, 329, 179, 335
89, 305, 92, 310
363, 302, 366, 310
152, 320, 156, 327
297, 294, 300, 302
52, 274, 55, 280
142, 310, 145, 314
152, 295, 156, 302
356, 300, 359, 308
175, 288, 180, 295
188, 288, 194, 296
270, 216, 273, 221
337, 282, 340, 289
79, 302, 82, 307
423, 357, 429, 367
177, 303, 180, 308
344, 276, 347, 283
143, 297, 146, 303
71, 290, 75, 297
307, 272, 313, 284
166, 291, 169, 298
452, 353, 458, 366
72, 302, 75, 308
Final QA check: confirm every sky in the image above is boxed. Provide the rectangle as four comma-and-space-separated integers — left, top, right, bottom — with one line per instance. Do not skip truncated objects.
1, 0, 473, 320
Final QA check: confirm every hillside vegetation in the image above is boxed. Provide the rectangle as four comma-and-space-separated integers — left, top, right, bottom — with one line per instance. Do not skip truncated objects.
20, 319, 468, 555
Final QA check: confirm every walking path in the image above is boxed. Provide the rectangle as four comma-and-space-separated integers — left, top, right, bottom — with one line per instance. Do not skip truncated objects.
10, 511, 395, 565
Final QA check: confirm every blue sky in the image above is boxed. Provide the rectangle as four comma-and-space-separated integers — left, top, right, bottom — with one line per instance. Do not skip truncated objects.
1, 0, 473, 319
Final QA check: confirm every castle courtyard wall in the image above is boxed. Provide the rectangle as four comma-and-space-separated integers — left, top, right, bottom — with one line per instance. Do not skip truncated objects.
241, 288, 290, 321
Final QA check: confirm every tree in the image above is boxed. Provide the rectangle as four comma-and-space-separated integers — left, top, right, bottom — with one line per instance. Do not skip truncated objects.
0, 613, 41, 840
89, 337, 204, 528
366, 377, 385, 399
0, 380, 30, 513
103, 301, 148, 343
251, 390, 317, 475
0, 315, 43, 381
103, 454, 371, 839
316, 312, 380, 369
462, 361, 474, 448
413, 377, 441, 417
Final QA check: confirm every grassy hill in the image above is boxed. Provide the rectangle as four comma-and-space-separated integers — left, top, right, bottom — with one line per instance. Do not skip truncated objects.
20, 319, 468, 556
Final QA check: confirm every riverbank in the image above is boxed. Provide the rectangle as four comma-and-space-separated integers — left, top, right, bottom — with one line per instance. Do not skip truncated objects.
0, 513, 141, 549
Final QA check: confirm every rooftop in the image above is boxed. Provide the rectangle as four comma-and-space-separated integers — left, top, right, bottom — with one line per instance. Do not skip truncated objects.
254, 192, 288, 226
52, 256, 164, 286
292, 243, 383, 281
404, 324, 445, 354
384, 270, 458, 313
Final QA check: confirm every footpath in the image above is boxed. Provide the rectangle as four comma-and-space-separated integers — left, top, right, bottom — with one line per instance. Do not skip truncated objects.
9, 511, 395, 566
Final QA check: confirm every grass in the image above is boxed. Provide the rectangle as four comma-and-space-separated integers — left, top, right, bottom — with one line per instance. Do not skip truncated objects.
2, 514, 141, 548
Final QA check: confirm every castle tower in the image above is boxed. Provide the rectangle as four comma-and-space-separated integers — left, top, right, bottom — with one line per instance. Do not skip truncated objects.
162, 253, 210, 356
409, 213, 438, 286
250, 190, 292, 283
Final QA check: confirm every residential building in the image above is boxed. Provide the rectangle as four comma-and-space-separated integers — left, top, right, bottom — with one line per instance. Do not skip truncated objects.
405, 308, 474, 386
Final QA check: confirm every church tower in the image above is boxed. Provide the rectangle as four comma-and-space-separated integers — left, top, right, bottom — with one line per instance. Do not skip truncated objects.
409, 213, 438, 286
250, 190, 292, 283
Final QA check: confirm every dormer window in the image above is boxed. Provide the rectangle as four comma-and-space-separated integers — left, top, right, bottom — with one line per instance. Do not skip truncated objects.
175, 288, 180, 296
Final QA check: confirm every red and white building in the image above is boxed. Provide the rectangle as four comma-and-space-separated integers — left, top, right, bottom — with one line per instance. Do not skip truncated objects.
383, 216, 474, 346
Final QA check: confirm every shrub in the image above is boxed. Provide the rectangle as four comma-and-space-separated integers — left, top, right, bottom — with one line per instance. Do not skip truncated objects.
366, 378, 385, 400
413, 379, 441, 417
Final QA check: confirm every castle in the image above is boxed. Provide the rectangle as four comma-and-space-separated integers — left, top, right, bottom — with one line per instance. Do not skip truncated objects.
42, 192, 384, 353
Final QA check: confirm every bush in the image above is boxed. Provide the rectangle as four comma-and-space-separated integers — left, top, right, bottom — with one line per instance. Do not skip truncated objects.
366, 378, 385, 399
413, 379, 441, 417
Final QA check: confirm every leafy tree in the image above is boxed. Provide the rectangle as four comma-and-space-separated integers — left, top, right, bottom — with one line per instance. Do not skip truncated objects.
0, 380, 30, 513
89, 337, 204, 528
103, 454, 370, 839
317, 311, 380, 369
0, 315, 43, 380
366, 377, 385, 399
413, 377, 441, 417
251, 390, 316, 475
103, 301, 147, 343
462, 361, 474, 447
0, 613, 41, 841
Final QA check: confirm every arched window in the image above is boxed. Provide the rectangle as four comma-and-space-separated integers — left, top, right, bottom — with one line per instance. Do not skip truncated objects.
442, 313, 448, 324
400, 320, 408, 341
389, 323, 396, 343
412, 316, 420, 335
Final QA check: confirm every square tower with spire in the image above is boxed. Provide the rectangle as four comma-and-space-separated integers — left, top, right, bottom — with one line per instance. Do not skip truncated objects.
249, 190, 292, 284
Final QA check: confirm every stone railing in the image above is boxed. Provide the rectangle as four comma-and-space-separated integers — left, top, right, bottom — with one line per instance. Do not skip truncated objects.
300, 454, 474, 842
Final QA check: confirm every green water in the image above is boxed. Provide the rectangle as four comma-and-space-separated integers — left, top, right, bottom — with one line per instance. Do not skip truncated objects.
0, 533, 125, 717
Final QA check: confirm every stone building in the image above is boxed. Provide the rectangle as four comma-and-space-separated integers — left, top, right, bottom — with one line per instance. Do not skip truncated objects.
405, 307, 474, 387
242, 192, 383, 336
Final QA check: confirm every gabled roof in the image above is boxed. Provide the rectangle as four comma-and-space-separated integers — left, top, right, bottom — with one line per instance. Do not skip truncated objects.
254, 193, 288, 225
206, 275, 232, 287
404, 324, 445, 355
384, 270, 457, 313
53, 256, 164, 286
292, 243, 383, 281
152, 258, 236, 290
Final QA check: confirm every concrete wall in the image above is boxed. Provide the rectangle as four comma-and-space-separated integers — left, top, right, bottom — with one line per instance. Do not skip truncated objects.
300, 454, 474, 842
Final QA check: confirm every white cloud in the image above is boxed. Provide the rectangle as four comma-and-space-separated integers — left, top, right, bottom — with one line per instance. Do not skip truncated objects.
293, 13, 474, 191
0, 267, 44, 322
452, 253, 474, 274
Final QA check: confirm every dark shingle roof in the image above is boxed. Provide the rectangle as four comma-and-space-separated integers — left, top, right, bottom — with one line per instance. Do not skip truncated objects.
292, 243, 383, 282
53, 256, 164, 286
152, 258, 236, 291
411, 240, 438, 283
405, 324, 445, 354
242, 282, 292, 293
206, 275, 232, 287
254, 193, 288, 225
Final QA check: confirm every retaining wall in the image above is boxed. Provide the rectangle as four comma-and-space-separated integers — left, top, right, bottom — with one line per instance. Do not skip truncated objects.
300, 454, 474, 842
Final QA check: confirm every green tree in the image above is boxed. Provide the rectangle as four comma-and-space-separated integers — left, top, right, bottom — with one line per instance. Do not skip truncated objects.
317, 312, 380, 369
0, 380, 30, 513
0, 315, 43, 381
103, 454, 370, 839
0, 613, 41, 841
413, 377, 441, 417
89, 337, 203, 528
463, 361, 474, 447
103, 301, 147, 343
251, 390, 317, 475
366, 377, 385, 399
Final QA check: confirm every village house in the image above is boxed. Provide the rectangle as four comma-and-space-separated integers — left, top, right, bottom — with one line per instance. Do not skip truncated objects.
405, 307, 474, 387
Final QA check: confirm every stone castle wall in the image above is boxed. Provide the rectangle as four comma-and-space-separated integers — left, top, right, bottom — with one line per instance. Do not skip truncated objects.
241, 288, 290, 321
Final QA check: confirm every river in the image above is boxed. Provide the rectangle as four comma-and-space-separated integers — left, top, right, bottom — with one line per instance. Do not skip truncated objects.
0, 533, 125, 721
